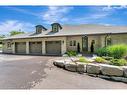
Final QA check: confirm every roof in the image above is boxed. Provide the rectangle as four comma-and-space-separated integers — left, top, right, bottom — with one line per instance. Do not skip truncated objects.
4, 24, 127, 40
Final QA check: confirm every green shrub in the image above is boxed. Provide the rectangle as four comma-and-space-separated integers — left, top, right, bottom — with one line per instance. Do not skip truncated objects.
67, 51, 77, 56
107, 44, 127, 59
79, 57, 90, 63
96, 47, 108, 56
110, 59, 127, 66
102, 56, 113, 60
95, 57, 109, 63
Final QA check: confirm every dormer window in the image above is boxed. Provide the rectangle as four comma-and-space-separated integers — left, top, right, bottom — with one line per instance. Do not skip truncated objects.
51, 23, 62, 32
35, 25, 47, 34
53, 24, 58, 32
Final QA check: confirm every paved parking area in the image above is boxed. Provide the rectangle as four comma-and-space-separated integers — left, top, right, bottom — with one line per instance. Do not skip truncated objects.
0, 54, 57, 89
0, 54, 127, 89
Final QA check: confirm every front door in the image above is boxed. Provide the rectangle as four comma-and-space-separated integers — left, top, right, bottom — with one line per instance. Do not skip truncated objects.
82, 36, 88, 52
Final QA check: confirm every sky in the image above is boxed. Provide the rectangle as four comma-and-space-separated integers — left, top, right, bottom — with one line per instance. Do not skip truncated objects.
0, 5, 127, 35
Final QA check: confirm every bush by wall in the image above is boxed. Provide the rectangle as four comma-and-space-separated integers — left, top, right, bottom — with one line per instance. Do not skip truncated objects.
96, 44, 127, 59
96, 47, 108, 56
67, 51, 77, 56
107, 44, 127, 59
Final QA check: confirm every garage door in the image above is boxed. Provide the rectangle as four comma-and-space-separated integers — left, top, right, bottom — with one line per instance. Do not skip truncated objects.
46, 41, 61, 55
15, 42, 26, 54
29, 42, 42, 54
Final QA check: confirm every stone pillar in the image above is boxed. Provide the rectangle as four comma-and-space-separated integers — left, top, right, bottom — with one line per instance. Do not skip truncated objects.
61, 38, 67, 54
12, 42, 15, 54
42, 41, 46, 55
26, 41, 29, 54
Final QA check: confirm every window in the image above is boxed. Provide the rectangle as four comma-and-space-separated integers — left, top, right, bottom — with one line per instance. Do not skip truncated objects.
73, 40, 76, 46
70, 41, 72, 46
70, 40, 76, 46
53, 25, 58, 32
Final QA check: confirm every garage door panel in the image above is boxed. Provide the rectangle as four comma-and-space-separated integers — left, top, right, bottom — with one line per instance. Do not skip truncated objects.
29, 42, 42, 54
15, 42, 26, 54
46, 41, 61, 55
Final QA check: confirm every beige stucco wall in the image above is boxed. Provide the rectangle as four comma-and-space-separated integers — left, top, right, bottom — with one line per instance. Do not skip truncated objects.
2, 36, 67, 55
88, 35, 105, 51
66, 36, 82, 52
2, 33, 127, 55
111, 34, 127, 45
66, 35, 105, 52
2, 41, 13, 53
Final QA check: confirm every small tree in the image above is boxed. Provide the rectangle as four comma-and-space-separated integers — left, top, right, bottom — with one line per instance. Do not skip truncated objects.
10, 31, 25, 36
0, 35, 5, 44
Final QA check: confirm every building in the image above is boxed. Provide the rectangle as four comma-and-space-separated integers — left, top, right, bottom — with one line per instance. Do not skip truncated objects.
2, 23, 127, 55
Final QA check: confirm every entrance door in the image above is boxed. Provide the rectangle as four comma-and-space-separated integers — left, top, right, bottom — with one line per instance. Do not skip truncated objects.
82, 36, 88, 52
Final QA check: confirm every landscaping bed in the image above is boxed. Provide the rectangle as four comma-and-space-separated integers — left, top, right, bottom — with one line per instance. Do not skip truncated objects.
53, 44, 127, 83
53, 58, 127, 83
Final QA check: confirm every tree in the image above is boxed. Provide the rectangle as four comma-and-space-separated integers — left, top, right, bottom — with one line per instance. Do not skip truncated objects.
10, 31, 25, 36
0, 35, 5, 39
0, 35, 5, 44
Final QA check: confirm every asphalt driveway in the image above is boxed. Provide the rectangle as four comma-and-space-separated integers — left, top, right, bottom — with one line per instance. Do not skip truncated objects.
0, 54, 127, 89
0, 54, 56, 89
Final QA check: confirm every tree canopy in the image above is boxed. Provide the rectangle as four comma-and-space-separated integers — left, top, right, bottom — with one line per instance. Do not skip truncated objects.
10, 31, 25, 36
0, 35, 5, 40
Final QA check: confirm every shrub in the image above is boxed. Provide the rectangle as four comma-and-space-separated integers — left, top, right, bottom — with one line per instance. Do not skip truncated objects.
110, 59, 127, 66
102, 56, 113, 60
67, 51, 77, 56
96, 47, 108, 56
79, 57, 90, 63
95, 57, 109, 63
107, 44, 127, 59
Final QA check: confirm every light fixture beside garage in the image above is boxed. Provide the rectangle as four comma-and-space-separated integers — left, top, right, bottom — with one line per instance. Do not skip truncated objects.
62, 40, 64, 44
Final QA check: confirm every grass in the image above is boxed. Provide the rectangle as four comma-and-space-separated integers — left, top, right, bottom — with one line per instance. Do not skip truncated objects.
94, 57, 110, 64
110, 59, 127, 66
78, 57, 90, 63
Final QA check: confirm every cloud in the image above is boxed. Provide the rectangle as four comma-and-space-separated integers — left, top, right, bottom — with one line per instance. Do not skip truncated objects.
0, 20, 34, 35
102, 5, 127, 11
42, 6, 73, 24
67, 7, 111, 24
5, 6, 39, 17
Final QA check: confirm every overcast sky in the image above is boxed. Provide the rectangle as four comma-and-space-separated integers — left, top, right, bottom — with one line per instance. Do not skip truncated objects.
0, 6, 127, 35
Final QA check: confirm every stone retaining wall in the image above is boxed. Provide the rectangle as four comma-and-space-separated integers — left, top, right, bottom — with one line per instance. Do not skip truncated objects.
53, 60, 127, 83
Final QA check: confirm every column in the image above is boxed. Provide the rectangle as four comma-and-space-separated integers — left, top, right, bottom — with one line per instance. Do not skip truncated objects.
42, 41, 46, 55
26, 41, 29, 54
12, 42, 15, 54
61, 38, 67, 54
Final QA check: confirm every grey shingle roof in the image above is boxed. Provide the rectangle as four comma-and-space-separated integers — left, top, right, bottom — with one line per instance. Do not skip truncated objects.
4, 24, 127, 40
